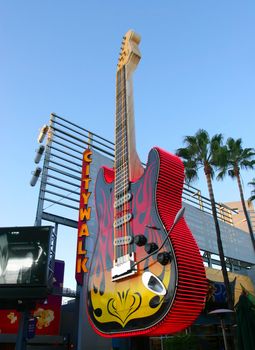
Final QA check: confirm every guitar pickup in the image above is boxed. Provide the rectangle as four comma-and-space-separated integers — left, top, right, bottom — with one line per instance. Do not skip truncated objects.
114, 192, 132, 208
113, 213, 132, 228
114, 235, 133, 246
111, 252, 137, 281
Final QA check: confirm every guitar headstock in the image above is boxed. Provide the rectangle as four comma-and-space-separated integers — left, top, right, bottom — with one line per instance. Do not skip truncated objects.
117, 30, 141, 73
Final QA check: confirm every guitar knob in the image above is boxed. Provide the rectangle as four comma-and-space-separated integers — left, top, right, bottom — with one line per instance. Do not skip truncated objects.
134, 234, 147, 246
157, 252, 172, 265
144, 242, 158, 254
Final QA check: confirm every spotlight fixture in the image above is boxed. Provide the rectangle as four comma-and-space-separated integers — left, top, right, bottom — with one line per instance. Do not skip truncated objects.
30, 167, 42, 186
37, 125, 49, 143
34, 145, 45, 164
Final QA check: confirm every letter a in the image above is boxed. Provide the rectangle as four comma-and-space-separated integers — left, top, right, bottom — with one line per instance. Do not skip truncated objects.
79, 223, 89, 237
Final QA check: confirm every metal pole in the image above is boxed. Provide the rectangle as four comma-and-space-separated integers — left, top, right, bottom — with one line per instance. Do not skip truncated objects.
220, 318, 228, 350
160, 336, 164, 350
15, 309, 29, 350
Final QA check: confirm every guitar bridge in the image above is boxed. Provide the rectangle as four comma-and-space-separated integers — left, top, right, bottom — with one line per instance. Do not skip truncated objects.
111, 252, 137, 281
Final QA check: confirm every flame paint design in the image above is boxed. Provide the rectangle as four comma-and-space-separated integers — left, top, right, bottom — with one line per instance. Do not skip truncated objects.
107, 289, 142, 327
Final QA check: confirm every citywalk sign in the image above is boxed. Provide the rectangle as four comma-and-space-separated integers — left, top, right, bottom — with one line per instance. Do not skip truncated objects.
75, 149, 92, 285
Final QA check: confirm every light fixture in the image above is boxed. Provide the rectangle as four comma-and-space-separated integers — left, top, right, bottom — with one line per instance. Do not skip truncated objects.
37, 125, 49, 143
34, 145, 45, 164
30, 167, 42, 187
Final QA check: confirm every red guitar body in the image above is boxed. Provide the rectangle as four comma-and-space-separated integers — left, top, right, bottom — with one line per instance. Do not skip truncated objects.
87, 147, 207, 337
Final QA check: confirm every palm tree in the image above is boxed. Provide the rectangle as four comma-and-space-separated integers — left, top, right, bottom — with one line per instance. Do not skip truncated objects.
217, 138, 255, 251
176, 129, 233, 309
248, 178, 255, 205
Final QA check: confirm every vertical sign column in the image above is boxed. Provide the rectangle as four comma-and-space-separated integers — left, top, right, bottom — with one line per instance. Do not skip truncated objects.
75, 149, 93, 285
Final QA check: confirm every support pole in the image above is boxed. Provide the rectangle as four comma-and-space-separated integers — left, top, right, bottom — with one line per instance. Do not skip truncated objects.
220, 318, 228, 350
15, 309, 29, 350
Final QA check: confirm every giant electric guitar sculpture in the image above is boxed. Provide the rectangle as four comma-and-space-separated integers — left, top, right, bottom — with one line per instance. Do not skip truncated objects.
87, 30, 207, 337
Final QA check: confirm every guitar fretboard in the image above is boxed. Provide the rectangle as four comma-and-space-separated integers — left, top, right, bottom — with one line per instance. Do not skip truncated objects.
115, 66, 129, 198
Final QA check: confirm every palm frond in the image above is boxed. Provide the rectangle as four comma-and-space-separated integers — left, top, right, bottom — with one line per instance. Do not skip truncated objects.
242, 148, 255, 158
195, 129, 210, 160
183, 135, 197, 146
211, 133, 224, 145
228, 169, 235, 178
176, 147, 191, 160
210, 166, 215, 179
183, 135, 200, 157
185, 168, 198, 183
247, 178, 255, 206
248, 195, 255, 207
216, 165, 228, 181
217, 137, 255, 181
212, 144, 228, 167
177, 129, 225, 184
240, 159, 255, 170
248, 178, 255, 187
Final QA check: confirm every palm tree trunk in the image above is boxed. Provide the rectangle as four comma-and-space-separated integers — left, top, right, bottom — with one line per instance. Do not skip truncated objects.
236, 173, 255, 252
205, 172, 234, 309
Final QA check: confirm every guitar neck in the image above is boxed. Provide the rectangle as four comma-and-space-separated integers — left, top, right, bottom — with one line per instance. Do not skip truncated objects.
115, 66, 129, 196
114, 66, 144, 198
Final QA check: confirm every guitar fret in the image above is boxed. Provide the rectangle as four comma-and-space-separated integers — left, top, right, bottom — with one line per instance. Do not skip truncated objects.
116, 93, 126, 102
115, 135, 127, 142
115, 178, 128, 183
115, 170, 128, 176
115, 178, 128, 184
115, 155, 128, 163
115, 132, 127, 139
116, 89, 126, 98
115, 170, 128, 177
115, 166, 128, 173
115, 169, 128, 175
115, 188, 129, 197
115, 118, 127, 126
115, 153, 128, 159
115, 121, 126, 130
116, 102, 126, 111
115, 185, 129, 192
115, 120, 127, 131
115, 182, 129, 189
115, 174, 128, 180
114, 163, 128, 171
115, 141, 127, 149
115, 175, 129, 183
115, 154, 127, 158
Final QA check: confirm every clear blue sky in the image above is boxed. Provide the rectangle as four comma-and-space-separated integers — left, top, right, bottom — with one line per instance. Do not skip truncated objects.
1, 1, 255, 290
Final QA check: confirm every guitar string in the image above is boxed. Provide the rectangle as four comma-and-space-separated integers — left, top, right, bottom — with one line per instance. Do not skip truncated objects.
125, 66, 132, 257
124, 66, 131, 257
122, 66, 128, 257
119, 67, 125, 259
116, 67, 126, 260
124, 66, 130, 257
115, 66, 132, 261
120, 66, 129, 258
119, 67, 123, 259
